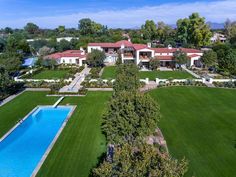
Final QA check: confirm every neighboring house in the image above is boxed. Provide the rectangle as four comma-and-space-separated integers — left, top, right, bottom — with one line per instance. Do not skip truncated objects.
22, 57, 38, 67
27, 37, 79, 42
87, 40, 203, 68
210, 33, 227, 43
44, 50, 86, 66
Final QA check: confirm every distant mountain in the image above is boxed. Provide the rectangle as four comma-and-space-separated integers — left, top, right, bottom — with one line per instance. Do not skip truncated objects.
207, 22, 224, 29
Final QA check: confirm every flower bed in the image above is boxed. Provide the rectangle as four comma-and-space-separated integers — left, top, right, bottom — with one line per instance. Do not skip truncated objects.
81, 79, 114, 88
158, 80, 206, 88
213, 81, 236, 88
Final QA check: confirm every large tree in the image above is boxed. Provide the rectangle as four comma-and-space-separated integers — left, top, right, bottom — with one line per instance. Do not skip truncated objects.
113, 63, 140, 93
0, 52, 22, 73
57, 25, 65, 33
201, 50, 217, 68
224, 19, 236, 46
86, 49, 106, 67
141, 20, 157, 41
94, 142, 188, 177
149, 58, 160, 70
173, 50, 188, 68
156, 21, 175, 44
102, 91, 160, 143
177, 13, 212, 47
24, 22, 39, 35
78, 18, 105, 35
217, 49, 236, 75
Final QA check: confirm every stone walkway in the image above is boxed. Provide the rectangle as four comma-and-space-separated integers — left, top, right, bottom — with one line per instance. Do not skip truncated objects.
205, 82, 216, 88
140, 81, 158, 92
59, 67, 91, 93
87, 88, 113, 91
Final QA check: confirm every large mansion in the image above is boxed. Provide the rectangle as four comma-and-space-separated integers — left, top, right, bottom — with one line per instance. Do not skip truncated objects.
88, 40, 203, 68
44, 40, 203, 68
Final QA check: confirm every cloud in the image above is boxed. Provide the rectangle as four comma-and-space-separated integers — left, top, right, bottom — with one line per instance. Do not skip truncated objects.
1, 0, 236, 28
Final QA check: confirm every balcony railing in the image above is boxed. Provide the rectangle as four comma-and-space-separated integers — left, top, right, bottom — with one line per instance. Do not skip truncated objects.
139, 55, 151, 60
124, 53, 134, 58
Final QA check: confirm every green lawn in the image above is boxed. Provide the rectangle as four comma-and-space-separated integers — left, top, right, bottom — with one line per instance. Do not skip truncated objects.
101, 66, 193, 80
37, 91, 111, 177
149, 87, 236, 177
0, 92, 58, 138
101, 66, 117, 79
0, 91, 111, 177
31, 70, 69, 79
139, 70, 194, 80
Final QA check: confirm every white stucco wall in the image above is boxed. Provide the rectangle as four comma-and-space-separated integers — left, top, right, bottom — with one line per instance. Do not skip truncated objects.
87, 46, 103, 53
60, 57, 78, 64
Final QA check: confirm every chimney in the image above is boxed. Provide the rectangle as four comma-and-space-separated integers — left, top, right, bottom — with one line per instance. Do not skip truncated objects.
168, 44, 172, 49
80, 47, 85, 55
128, 38, 131, 42
147, 42, 151, 48
121, 43, 125, 49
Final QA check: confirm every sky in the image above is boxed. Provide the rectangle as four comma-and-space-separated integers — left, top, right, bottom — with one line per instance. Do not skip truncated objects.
0, 0, 236, 29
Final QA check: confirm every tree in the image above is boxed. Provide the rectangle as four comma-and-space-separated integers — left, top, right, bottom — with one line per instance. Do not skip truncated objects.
42, 59, 57, 70
201, 50, 217, 68
149, 58, 160, 70
24, 22, 39, 35
173, 50, 188, 68
94, 142, 188, 177
0, 66, 11, 90
6, 35, 18, 52
156, 21, 175, 44
217, 49, 236, 75
102, 91, 160, 143
57, 25, 65, 33
177, 13, 212, 47
0, 52, 22, 73
86, 49, 106, 67
0, 38, 6, 53
4, 27, 13, 34
141, 20, 157, 40
38, 46, 54, 56
113, 64, 140, 93
224, 19, 236, 46
78, 18, 104, 35
57, 39, 71, 52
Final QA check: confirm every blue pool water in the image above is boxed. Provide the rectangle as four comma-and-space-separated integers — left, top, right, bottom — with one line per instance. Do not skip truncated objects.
0, 106, 73, 177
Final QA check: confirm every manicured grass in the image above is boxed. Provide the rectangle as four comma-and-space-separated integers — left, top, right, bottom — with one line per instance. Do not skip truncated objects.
149, 87, 236, 177
101, 66, 117, 79
101, 67, 193, 80
139, 70, 194, 80
37, 92, 112, 177
0, 91, 58, 138
31, 69, 68, 79
0, 91, 111, 177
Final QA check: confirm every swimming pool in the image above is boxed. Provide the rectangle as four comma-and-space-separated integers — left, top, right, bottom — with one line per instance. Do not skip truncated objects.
0, 106, 74, 177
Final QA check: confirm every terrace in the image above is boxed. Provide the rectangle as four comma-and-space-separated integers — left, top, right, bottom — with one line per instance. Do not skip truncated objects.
139, 51, 152, 60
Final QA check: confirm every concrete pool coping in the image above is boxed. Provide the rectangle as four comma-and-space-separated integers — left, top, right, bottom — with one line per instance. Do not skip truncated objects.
0, 105, 77, 177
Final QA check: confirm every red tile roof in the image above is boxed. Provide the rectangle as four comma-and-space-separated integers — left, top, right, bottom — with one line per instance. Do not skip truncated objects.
153, 48, 202, 54
45, 50, 86, 60
188, 54, 201, 58
133, 44, 149, 50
